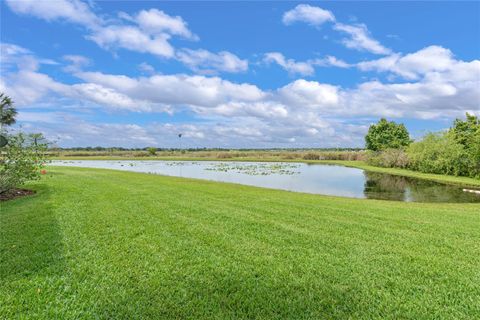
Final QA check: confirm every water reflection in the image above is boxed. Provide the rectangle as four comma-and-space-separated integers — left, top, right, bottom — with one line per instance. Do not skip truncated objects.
51, 160, 480, 203
363, 171, 480, 203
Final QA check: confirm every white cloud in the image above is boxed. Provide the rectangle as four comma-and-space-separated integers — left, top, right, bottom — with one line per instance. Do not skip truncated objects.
282, 4, 335, 26
138, 62, 155, 74
264, 52, 315, 76
333, 23, 392, 54
333, 23, 391, 55
63, 55, 91, 73
358, 46, 458, 80
264, 52, 350, 76
313, 55, 351, 68
133, 8, 197, 40
176, 49, 248, 74
74, 71, 265, 110
1, 42, 57, 72
278, 79, 340, 108
71, 83, 153, 111
5, 0, 101, 29
1, 70, 69, 106
212, 101, 288, 119
6, 2, 247, 72
87, 25, 175, 58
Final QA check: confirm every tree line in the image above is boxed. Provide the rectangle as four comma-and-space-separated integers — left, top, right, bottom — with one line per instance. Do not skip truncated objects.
365, 115, 480, 178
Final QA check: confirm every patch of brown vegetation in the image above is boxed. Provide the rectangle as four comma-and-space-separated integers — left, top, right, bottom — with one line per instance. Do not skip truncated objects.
0, 189, 36, 202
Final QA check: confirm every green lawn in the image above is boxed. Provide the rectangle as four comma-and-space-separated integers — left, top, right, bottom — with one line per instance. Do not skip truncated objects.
1, 167, 479, 319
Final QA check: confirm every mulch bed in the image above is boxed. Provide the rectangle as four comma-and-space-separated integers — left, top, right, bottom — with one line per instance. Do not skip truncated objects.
0, 189, 36, 202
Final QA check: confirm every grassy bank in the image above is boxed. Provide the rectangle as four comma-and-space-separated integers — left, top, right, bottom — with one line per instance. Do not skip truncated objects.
1, 167, 479, 319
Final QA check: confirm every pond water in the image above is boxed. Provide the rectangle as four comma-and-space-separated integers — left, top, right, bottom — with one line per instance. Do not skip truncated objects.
51, 160, 480, 203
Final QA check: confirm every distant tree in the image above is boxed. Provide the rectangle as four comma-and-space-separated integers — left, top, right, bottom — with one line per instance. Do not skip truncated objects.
365, 118, 411, 151
0, 93, 17, 128
147, 147, 157, 156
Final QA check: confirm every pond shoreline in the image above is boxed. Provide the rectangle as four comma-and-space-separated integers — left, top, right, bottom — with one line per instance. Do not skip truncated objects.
49, 158, 480, 188
50, 160, 480, 203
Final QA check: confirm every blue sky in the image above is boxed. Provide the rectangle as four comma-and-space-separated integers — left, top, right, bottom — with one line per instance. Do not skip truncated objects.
1, 1, 479, 148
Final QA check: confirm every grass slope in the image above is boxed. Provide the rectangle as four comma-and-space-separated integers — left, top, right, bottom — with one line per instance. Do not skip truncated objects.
1, 167, 479, 319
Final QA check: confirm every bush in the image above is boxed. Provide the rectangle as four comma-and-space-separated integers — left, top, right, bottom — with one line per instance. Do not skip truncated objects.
147, 147, 157, 156
406, 132, 474, 177
0, 132, 48, 194
366, 148, 410, 168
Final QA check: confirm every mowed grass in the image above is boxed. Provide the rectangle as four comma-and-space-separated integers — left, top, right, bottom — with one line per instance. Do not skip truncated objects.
1, 167, 479, 319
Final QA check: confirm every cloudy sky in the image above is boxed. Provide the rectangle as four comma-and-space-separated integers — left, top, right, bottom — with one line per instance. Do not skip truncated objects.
1, 1, 479, 148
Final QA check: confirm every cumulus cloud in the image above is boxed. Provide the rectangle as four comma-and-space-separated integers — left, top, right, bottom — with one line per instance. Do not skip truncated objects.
132, 8, 197, 40
87, 25, 175, 58
5, 0, 102, 28
176, 49, 248, 74
357, 45, 459, 79
282, 4, 335, 26
72, 71, 265, 110
4, 50, 478, 144
282, 5, 390, 55
278, 80, 340, 108
5, 2, 247, 73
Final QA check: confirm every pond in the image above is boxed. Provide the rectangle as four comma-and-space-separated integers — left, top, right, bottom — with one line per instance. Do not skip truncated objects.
51, 160, 480, 203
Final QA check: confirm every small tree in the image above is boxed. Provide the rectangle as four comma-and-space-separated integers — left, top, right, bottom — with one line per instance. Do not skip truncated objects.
0, 93, 48, 194
365, 118, 411, 151
0, 132, 48, 194
147, 147, 157, 156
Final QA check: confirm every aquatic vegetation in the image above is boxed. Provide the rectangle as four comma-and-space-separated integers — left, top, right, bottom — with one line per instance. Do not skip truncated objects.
205, 162, 300, 175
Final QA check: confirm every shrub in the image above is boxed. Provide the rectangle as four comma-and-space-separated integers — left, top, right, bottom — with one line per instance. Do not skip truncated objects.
406, 132, 474, 177
0, 132, 48, 194
366, 148, 410, 168
147, 147, 157, 156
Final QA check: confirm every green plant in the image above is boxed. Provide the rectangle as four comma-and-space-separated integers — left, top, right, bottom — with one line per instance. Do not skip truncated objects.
365, 118, 411, 151
366, 148, 410, 168
407, 132, 473, 177
0, 132, 49, 194
451, 113, 480, 175
147, 147, 157, 156
0, 93, 17, 128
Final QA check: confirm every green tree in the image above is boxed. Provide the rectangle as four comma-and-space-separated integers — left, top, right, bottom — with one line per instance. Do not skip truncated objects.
450, 113, 480, 175
147, 147, 157, 156
0, 132, 49, 194
451, 113, 479, 147
0, 93, 17, 128
365, 118, 411, 151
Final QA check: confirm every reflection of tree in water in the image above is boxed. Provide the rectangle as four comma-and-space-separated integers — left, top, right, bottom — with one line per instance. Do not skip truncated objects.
363, 172, 408, 201
363, 171, 480, 203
